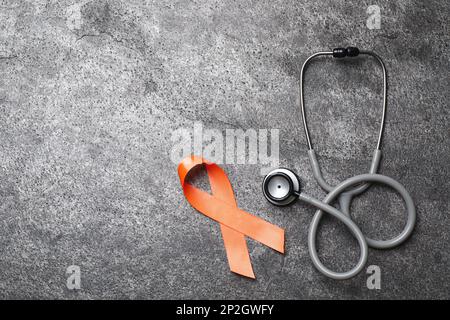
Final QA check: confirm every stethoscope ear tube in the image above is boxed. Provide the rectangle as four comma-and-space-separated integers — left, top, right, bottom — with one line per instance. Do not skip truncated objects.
300, 49, 387, 151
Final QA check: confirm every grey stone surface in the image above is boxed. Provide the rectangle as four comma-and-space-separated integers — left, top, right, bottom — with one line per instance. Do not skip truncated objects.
0, 0, 448, 299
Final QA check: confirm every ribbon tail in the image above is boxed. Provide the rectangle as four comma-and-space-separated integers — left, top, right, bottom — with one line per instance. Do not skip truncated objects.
220, 224, 255, 279
205, 164, 256, 279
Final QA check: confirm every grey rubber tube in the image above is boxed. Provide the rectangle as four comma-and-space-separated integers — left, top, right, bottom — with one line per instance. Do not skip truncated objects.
308, 148, 382, 215
308, 149, 381, 193
299, 173, 416, 280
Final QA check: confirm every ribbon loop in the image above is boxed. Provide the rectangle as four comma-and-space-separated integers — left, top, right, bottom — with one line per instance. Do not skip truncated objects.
178, 155, 285, 279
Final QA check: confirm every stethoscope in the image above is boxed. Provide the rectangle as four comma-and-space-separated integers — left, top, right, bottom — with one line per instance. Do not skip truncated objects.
262, 47, 416, 280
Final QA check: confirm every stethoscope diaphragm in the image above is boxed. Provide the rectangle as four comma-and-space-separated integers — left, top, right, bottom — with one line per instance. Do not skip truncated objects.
262, 168, 301, 206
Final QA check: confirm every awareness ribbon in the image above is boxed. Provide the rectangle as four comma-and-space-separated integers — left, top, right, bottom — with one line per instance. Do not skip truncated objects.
178, 155, 285, 279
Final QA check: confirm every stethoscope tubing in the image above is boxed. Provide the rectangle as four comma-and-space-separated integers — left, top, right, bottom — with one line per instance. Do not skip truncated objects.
300, 173, 416, 280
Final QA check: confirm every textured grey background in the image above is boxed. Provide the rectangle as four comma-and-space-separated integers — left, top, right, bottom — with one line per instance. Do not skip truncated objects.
0, 0, 448, 299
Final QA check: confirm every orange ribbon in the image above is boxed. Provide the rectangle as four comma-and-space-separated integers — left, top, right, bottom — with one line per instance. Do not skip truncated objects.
178, 155, 285, 279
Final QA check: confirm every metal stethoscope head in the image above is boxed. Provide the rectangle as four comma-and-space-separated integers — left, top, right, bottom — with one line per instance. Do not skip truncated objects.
263, 168, 301, 206
262, 48, 416, 280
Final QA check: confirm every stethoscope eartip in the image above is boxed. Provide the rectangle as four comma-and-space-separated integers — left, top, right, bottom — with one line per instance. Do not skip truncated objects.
262, 168, 301, 206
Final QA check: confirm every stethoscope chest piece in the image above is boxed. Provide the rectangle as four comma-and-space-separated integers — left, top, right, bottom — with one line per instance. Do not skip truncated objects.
262, 168, 301, 206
